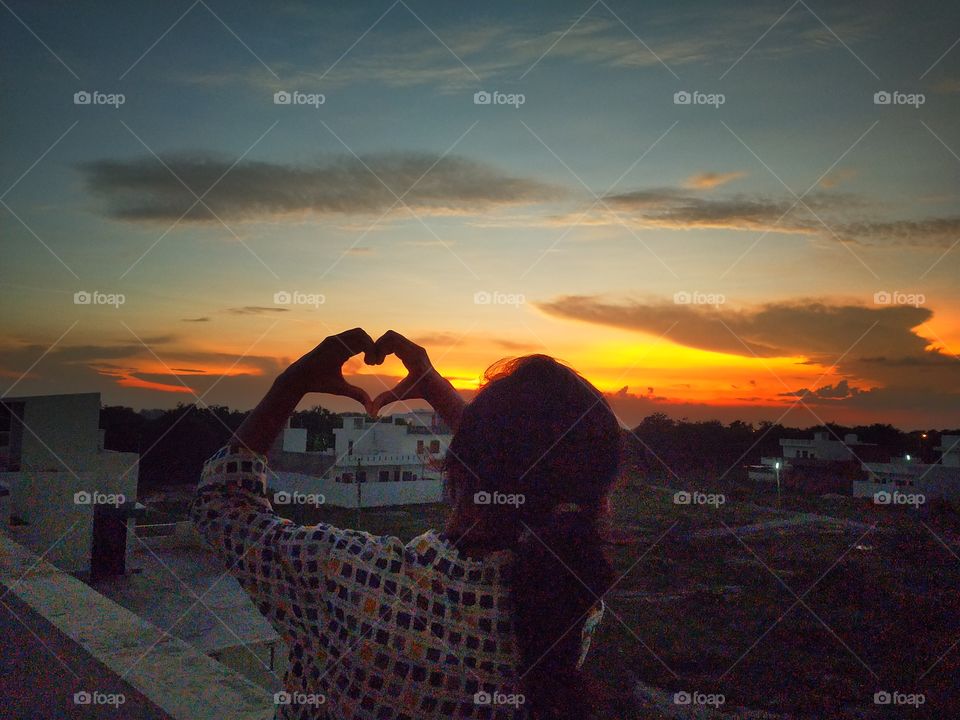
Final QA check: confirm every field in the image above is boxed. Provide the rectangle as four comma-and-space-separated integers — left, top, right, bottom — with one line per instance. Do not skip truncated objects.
275, 470, 960, 719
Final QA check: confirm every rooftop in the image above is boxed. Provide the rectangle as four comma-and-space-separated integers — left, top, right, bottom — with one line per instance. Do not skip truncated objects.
0, 531, 275, 720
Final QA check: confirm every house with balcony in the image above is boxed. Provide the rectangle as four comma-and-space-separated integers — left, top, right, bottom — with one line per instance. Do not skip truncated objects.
265, 412, 453, 508
747, 432, 885, 494
854, 435, 960, 504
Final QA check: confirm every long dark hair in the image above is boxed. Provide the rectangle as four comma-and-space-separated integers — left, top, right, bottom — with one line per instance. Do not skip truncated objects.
443, 355, 621, 718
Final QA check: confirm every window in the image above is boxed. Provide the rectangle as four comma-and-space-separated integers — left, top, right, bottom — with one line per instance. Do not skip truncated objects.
430, 440, 440, 453
402, 471, 412, 482
379, 470, 390, 482
342, 472, 353, 483
393, 470, 401, 482
417, 440, 425, 453
348, 440, 354, 455
357, 471, 367, 483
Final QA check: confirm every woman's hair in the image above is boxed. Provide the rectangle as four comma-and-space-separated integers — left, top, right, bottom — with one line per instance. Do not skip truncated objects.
443, 355, 621, 718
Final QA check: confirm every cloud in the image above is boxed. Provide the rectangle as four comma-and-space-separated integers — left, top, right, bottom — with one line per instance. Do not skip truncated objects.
0, 340, 288, 404
819, 168, 857, 188
225, 306, 289, 315
683, 171, 746, 189
929, 77, 960, 94
181, 317, 210, 323
835, 217, 960, 248
561, 186, 960, 249
537, 294, 935, 361
602, 188, 814, 235
166, 4, 882, 101
79, 153, 564, 222
779, 379, 862, 399
537, 295, 960, 414
411, 332, 537, 354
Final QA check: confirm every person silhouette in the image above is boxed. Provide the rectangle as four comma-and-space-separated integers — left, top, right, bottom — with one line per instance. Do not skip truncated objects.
192, 328, 619, 719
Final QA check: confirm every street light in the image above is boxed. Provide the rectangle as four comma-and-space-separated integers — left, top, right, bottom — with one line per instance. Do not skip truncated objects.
775, 461, 781, 505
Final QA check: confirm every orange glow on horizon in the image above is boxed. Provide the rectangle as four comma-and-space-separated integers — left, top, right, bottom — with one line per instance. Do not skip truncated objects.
347, 338, 860, 408
114, 375, 195, 394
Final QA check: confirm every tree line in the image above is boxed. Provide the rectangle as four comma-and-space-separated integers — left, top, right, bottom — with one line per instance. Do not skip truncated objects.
100, 403, 343, 491
99, 403, 957, 492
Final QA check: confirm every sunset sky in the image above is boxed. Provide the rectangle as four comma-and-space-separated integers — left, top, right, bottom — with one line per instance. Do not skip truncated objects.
1, 0, 959, 429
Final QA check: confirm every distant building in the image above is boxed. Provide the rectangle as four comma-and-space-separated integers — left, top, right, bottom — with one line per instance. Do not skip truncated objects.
267, 412, 452, 508
329, 413, 451, 483
780, 431, 878, 461
747, 432, 884, 494
938, 435, 960, 467
854, 435, 960, 504
0, 392, 142, 576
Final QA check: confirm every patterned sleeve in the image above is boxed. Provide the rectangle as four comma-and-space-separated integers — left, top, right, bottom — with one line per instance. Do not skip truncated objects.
189, 444, 402, 649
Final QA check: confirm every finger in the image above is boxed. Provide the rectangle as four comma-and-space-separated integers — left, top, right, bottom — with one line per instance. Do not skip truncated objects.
373, 330, 426, 370
329, 328, 376, 362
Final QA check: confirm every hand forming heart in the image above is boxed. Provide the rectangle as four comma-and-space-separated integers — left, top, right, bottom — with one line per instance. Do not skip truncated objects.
365, 330, 441, 417
286, 328, 377, 415
287, 329, 440, 418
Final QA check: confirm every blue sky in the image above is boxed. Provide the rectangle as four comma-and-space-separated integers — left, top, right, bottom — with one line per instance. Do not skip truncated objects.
2, 0, 959, 428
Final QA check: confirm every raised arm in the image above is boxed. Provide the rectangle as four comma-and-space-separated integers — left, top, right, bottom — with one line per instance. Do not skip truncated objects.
192, 328, 402, 651
232, 327, 375, 454
368, 330, 467, 432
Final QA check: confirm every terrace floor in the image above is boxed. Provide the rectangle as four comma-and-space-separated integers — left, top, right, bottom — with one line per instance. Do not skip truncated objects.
0, 581, 172, 720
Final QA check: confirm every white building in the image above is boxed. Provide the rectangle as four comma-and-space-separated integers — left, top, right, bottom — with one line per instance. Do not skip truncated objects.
938, 435, 960, 467
0, 392, 141, 575
854, 435, 960, 503
781, 432, 867, 461
267, 412, 453, 508
747, 432, 870, 482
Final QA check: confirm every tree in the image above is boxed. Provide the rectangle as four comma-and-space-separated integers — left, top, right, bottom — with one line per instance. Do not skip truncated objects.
290, 405, 343, 451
